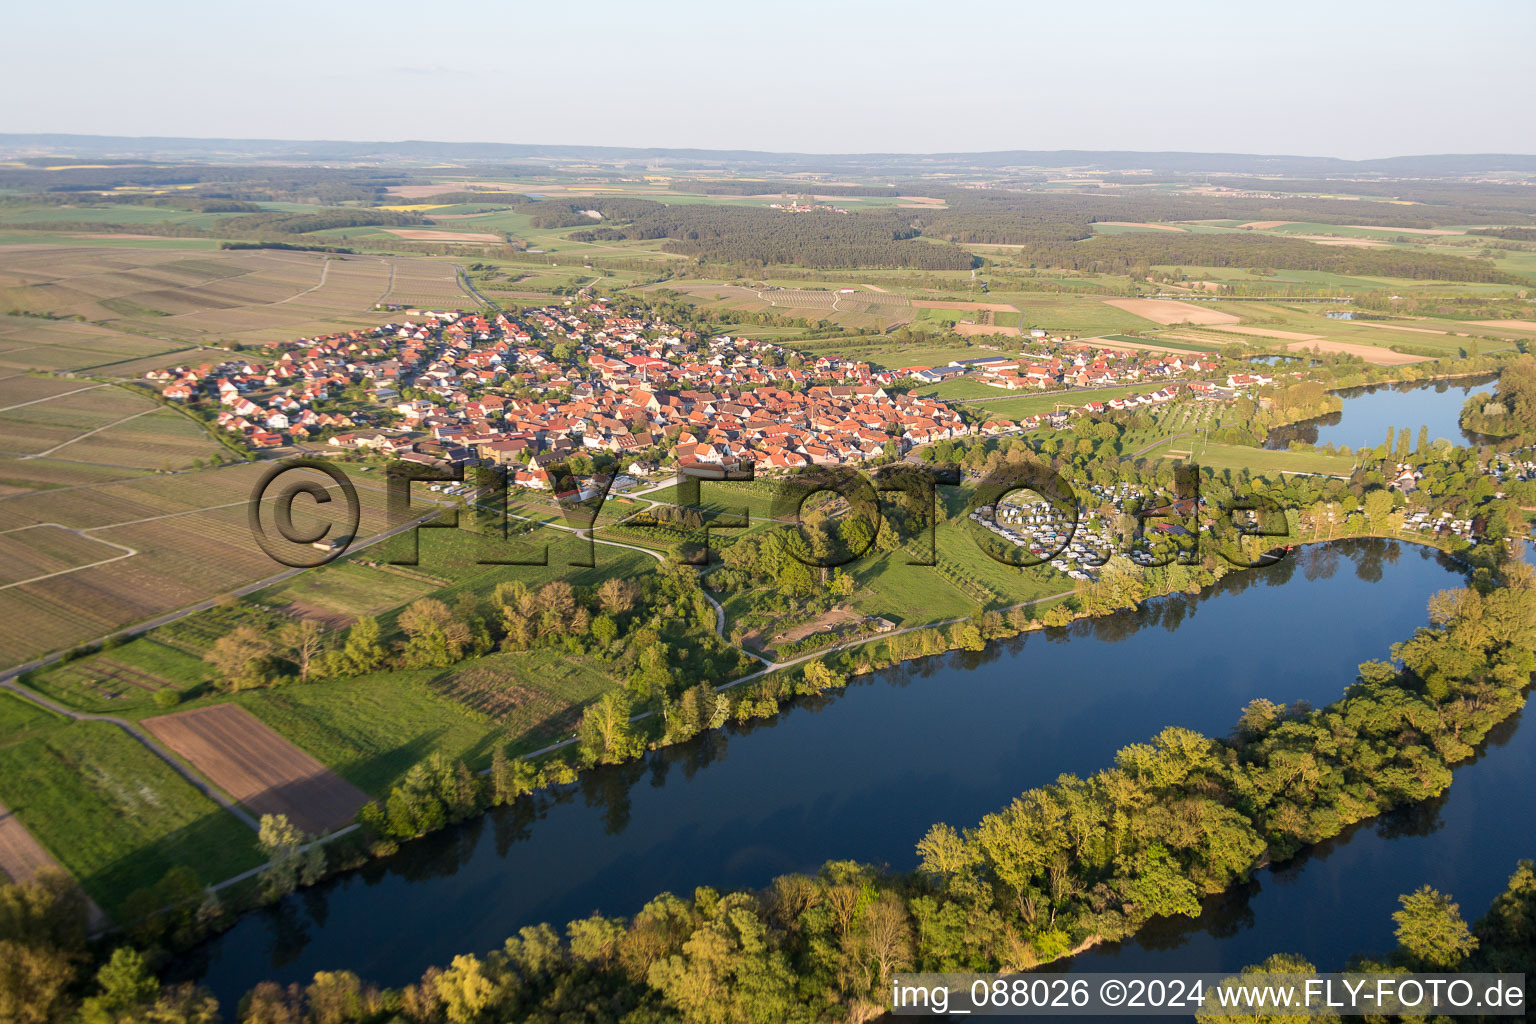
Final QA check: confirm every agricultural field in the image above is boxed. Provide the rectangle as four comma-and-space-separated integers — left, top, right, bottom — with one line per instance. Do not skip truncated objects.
1103, 298, 1241, 326
0, 379, 221, 468
379, 260, 475, 309
954, 383, 1168, 421
998, 294, 1169, 338
0, 246, 478, 348
0, 315, 188, 373
142, 704, 370, 835
0, 461, 402, 669
231, 672, 508, 796
430, 649, 623, 755
0, 524, 131, 587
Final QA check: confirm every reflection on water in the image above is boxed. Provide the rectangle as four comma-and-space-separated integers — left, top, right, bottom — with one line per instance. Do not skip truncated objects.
183, 542, 1494, 1002
1266, 375, 1495, 450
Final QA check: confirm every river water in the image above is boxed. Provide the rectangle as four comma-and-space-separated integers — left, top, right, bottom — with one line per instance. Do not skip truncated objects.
1265, 374, 1496, 451
184, 540, 1521, 1003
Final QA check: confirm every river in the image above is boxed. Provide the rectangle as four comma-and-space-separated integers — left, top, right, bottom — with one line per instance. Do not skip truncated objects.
1265, 374, 1496, 451
182, 539, 1524, 1003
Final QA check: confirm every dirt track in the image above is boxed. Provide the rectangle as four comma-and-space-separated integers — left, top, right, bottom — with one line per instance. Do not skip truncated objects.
144, 704, 368, 835
1103, 298, 1240, 326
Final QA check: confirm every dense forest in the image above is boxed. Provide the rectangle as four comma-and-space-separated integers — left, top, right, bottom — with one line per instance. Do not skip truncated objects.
1472, 226, 1536, 242
5, 207, 427, 239
623, 206, 980, 270
0, 164, 412, 205
526, 198, 666, 229
499, 191, 1523, 278
1028, 232, 1516, 282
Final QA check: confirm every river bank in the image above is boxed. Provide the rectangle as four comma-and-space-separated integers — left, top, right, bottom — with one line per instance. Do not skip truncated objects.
178, 538, 1505, 1003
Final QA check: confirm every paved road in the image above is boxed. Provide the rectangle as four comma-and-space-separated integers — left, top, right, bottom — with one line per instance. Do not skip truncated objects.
456, 265, 501, 311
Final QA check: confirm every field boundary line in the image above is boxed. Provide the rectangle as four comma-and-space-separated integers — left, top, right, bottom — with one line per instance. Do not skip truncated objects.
0, 523, 137, 591
24, 406, 162, 460
0, 382, 109, 413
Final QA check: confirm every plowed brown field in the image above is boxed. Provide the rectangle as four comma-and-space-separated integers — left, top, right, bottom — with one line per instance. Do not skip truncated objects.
144, 704, 367, 835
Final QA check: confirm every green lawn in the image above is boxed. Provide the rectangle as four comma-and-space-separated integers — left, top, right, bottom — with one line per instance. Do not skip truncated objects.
1145, 439, 1358, 477
0, 716, 261, 915
962, 383, 1161, 421
640, 480, 798, 521
259, 560, 439, 619
0, 689, 65, 740
230, 672, 505, 796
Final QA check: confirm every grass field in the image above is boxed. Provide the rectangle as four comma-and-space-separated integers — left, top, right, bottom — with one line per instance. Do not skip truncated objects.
1142, 439, 1358, 477
0, 715, 261, 914
958, 383, 1164, 421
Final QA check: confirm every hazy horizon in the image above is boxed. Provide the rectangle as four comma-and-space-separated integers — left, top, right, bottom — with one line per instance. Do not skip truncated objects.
4, 131, 1535, 162
7, 0, 1534, 161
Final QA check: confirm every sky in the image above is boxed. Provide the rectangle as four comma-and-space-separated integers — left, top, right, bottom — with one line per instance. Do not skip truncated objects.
6, 0, 1534, 159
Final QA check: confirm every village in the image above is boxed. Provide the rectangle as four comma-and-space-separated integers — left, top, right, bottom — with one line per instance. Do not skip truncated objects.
143, 300, 1255, 490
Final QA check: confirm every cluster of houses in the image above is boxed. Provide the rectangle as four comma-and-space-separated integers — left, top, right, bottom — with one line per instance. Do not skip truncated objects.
968, 484, 1201, 581
969, 499, 1116, 581
1400, 509, 1480, 541
895, 336, 1224, 392
1489, 450, 1536, 484
145, 302, 973, 481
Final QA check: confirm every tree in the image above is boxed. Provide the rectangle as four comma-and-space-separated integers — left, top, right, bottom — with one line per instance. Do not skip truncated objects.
1362, 488, 1394, 525
1393, 885, 1477, 969
844, 891, 912, 995
337, 616, 385, 676
0, 941, 76, 1024
801, 659, 845, 693
304, 972, 366, 1024
432, 955, 499, 1024
1197, 953, 1336, 1024
590, 613, 619, 649
203, 625, 276, 690
257, 814, 306, 900
598, 577, 639, 616
397, 599, 472, 668
578, 690, 638, 766
280, 619, 326, 682
78, 947, 159, 1024
646, 899, 805, 1024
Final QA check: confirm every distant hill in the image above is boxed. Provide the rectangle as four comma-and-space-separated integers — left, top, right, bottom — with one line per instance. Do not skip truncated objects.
1, 134, 1533, 177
